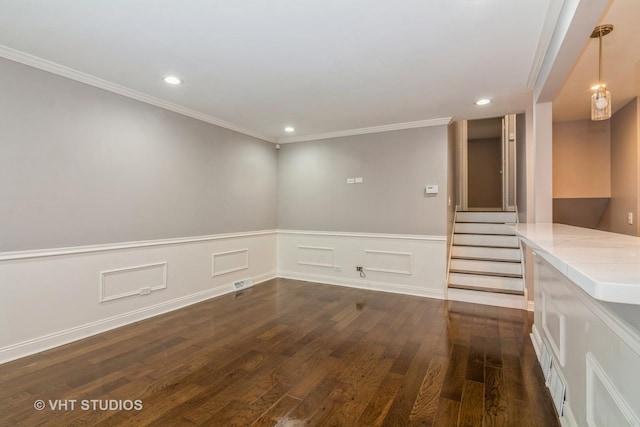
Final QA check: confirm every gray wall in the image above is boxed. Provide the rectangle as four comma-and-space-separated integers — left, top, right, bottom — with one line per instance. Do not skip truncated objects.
0, 58, 277, 251
553, 198, 610, 228
277, 126, 449, 235
552, 119, 611, 199
598, 98, 639, 236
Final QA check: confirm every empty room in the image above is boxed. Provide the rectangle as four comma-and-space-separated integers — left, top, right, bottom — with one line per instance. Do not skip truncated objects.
1, 1, 639, 426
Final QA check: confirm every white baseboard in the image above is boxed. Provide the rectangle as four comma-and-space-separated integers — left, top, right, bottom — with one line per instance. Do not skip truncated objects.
278, 269, 445, 300
560, 403, 578, 427
524, 287, 535, 312
0, 271, 275, 364
530, 323, 543, 360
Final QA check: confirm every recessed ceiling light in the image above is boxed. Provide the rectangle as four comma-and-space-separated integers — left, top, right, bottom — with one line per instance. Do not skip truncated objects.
284, 126, 295, 133
475, 98, 491, 106
163, 76, 182, 85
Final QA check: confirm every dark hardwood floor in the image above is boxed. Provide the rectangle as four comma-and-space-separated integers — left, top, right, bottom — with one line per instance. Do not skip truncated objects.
0, 278, 559, 426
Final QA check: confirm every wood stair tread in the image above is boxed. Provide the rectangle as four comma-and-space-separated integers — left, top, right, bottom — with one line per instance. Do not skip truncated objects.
452, 243, 520, 249
455, 221, 516, 224
448, 283, 524, 295
449, 269, 522, 279
451, 256, 521, 263
454, 234, 518, 238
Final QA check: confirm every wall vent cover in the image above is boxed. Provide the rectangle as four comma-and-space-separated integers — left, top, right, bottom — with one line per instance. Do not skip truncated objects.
234, 278, 254, 291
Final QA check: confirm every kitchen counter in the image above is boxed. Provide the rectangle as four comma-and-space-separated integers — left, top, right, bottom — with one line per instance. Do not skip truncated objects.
513, 223, 640, 425
511, 223, 640, 305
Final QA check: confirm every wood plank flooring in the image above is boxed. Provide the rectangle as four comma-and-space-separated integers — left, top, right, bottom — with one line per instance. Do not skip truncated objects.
0, 278, 560, 426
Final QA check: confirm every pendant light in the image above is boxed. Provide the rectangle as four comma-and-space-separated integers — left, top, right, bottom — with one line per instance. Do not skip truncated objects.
590, 24, 613, 121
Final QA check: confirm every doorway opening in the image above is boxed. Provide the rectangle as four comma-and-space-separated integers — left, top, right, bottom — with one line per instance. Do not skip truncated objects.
468, 118, 503, 209
458, 115, 517, 212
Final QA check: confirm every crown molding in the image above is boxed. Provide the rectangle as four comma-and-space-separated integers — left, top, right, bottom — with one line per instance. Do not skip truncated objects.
0, 45, 452, 145
0, 44, 276, 143
277, 117, 453, 144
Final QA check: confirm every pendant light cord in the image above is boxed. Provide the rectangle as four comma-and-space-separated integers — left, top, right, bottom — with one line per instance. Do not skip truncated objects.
591, 24, 613, 88
598, 30, 603, 86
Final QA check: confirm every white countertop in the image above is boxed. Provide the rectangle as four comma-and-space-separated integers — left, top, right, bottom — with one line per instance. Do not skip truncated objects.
511, 223, 640, 304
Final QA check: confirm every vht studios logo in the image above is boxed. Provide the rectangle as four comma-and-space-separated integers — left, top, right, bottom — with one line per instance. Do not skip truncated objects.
34, 399, 143, 411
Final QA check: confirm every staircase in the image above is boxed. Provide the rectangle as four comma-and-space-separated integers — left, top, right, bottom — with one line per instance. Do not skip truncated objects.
448, 211, 525, 309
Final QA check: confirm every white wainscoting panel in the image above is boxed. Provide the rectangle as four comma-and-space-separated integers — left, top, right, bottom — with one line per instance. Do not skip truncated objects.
278, 230, 446, 299
100, 262, 167, 302
0, 230, 276, 363
297, 245, 335, 268
533, 254, 640, 427
541, 290, 566, 367
586, 352, 639, 427
211, 248, 249, 277
364, 250, 412, 275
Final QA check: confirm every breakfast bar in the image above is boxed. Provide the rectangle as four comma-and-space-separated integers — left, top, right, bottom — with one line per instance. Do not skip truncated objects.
511, 223, 640, 426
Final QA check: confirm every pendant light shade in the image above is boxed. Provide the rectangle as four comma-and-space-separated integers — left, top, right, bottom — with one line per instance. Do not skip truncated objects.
591, 85, 611, 121
590, 25, 613, 121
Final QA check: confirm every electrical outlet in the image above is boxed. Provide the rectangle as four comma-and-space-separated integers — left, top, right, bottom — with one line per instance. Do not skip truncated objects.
356, 266, 363, 272
629, 212, 634, 225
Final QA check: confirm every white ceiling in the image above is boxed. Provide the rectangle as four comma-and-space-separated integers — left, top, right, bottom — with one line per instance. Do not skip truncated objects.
0, 0, 557, 141
553, 0, 640, 122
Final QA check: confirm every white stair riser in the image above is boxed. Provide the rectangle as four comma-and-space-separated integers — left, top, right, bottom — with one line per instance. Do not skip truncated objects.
456, 211, 517, 223
454, 223, 515, 235
447, 288, 525, 310
453, 234, 519, 248
450, 259, 522, 276
452, 246, 521, 262
449, 272, 524, 293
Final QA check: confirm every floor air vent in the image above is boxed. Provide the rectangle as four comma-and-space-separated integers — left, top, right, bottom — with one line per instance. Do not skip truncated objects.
540, 341, 566, 417
234, 278, 254, 292
548, 364, 567, 417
